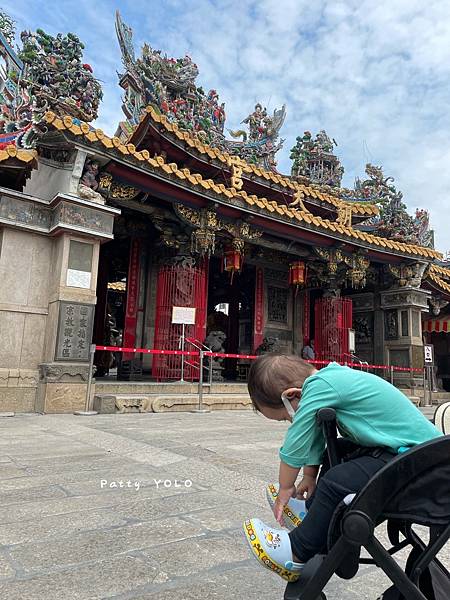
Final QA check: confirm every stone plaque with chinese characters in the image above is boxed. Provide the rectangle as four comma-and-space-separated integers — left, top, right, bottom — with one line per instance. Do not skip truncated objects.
55, 302, 94, 361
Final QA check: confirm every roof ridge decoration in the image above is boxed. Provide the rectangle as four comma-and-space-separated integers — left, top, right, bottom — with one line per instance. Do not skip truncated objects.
43, 110, 441, 261
0, 9, 15, 45
0, 10, 102, 149
115, 11, 285, 172
290, 130, 344, 187
341, 163, 434, 249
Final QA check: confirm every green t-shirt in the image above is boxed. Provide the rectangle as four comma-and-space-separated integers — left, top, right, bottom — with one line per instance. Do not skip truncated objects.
279, 362, 442, 468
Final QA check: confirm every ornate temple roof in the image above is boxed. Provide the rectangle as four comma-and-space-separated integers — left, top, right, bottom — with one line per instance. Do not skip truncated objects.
129, 106, 379, 218
0, 9, 438, 265
43, 110, 441, 261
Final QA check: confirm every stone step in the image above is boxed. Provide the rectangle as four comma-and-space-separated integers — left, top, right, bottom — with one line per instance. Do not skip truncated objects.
93, 393, 252, 414
94, 381, 248, 395
401, 390, 450, 400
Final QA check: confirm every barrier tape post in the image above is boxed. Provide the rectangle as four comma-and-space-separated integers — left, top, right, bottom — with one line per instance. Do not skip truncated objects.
389, 365, 394, 385
192, 349, 210, 414
208, 355, 213, 388
426, 366, 433, 407
422, 367, 428, 407
74, 344, 98, 416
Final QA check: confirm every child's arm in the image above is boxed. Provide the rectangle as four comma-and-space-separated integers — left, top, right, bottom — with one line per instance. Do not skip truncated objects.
274, 461, 301, 524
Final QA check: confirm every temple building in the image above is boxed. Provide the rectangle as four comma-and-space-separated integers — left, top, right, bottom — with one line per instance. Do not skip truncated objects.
1, 10, 450, 413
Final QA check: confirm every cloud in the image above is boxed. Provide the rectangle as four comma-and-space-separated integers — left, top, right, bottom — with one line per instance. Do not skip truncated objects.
2, 0, 450, 251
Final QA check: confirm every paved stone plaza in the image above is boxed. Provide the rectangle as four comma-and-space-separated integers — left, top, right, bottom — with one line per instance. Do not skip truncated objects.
0, 410, 447, 599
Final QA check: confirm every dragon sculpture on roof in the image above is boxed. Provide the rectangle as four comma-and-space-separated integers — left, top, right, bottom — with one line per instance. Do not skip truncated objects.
115, 11, 285, 171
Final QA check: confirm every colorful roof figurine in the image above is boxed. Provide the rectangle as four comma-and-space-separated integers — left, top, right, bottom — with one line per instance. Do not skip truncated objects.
115, 11, 285, 172
0, 15, 102, 150
290, 129, 344, 187
343, 164, 434, 249
0, 9, 15, 46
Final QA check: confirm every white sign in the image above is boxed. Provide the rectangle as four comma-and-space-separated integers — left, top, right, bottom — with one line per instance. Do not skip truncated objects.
424, 344, 434, 365
66, 269, 91, 289
348, 329, 356, 354
172, 306, 196, 325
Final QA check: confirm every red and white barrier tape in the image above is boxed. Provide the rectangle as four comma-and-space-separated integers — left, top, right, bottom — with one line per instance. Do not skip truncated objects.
95, 345, 423, 374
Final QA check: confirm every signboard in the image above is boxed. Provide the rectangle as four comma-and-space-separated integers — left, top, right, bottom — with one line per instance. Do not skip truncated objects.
172, 306, 196, 325
424, 344, 434, 365
348, 329, 356, 354
66, 269, 91, 289
55, 302, 94, 361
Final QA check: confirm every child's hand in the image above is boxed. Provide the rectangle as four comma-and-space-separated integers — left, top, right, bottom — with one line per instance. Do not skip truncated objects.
296, 474, 317, 500
273, 485, 296, 525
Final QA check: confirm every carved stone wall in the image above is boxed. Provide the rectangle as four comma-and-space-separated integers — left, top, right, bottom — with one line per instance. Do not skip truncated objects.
0, 184, 119, 412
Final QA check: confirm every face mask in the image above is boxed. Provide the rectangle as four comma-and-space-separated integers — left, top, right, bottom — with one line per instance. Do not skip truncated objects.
281, 391, 300, 419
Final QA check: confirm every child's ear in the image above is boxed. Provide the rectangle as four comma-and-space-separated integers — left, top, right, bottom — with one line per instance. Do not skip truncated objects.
282, 387, 302, 400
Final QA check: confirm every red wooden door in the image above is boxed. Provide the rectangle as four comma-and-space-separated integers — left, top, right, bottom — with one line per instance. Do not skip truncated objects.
152, 261, 208, 380
314, 297, 352, 362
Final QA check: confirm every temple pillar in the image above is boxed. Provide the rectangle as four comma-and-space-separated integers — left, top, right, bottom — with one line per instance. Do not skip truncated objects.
118, 237, 146, 379
35, 195, 119, 412
379, 287, 431, 388
253, 266, 264, 352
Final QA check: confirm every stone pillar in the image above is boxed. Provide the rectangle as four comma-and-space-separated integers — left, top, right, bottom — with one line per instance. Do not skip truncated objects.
379, 287, 431, 388
36, 233, 99, 412
34, 195, 119, 413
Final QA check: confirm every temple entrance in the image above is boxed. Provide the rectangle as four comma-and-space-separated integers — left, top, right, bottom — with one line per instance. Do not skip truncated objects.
152, 259, 208, 381
207, 258, 256, 380
92, 237, 129, 377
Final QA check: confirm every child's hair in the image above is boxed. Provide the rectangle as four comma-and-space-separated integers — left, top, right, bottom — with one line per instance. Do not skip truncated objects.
248, 354, 315, 412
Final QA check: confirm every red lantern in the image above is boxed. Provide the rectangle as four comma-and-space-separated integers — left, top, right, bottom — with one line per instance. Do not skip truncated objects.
289, 261, 307, 290
223, 247, 243, 282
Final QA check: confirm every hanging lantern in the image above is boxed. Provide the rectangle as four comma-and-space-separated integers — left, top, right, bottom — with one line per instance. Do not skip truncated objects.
223, 240, 244, 282
289, 261, 307, 288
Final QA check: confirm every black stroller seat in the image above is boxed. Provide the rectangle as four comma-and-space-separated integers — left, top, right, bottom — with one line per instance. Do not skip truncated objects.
284, 409, 450, 600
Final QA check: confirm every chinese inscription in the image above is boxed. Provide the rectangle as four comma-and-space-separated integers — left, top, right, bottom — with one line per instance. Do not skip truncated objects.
268, 286, 288, 323
55, 302, 94, 361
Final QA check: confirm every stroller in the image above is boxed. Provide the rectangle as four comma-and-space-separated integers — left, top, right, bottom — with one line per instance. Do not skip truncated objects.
284, 404, 450, 600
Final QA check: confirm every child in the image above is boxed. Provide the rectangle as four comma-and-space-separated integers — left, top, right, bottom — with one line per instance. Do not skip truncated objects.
243, 354, 442, 582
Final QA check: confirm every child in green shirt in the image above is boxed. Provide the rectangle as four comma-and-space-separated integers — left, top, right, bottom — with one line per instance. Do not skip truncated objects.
243, 354, 441, 582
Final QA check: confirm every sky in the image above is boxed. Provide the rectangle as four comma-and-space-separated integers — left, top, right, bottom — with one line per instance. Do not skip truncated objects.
2, 0, 450, 253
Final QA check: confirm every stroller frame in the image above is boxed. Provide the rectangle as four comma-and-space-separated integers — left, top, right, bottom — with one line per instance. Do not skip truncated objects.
284, 408, 450, 600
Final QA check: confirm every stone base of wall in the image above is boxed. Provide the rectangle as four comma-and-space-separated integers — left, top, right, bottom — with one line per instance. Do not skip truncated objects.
35, 362, 93, 413
0, 369, 38, 412
36, 382, 95, 413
